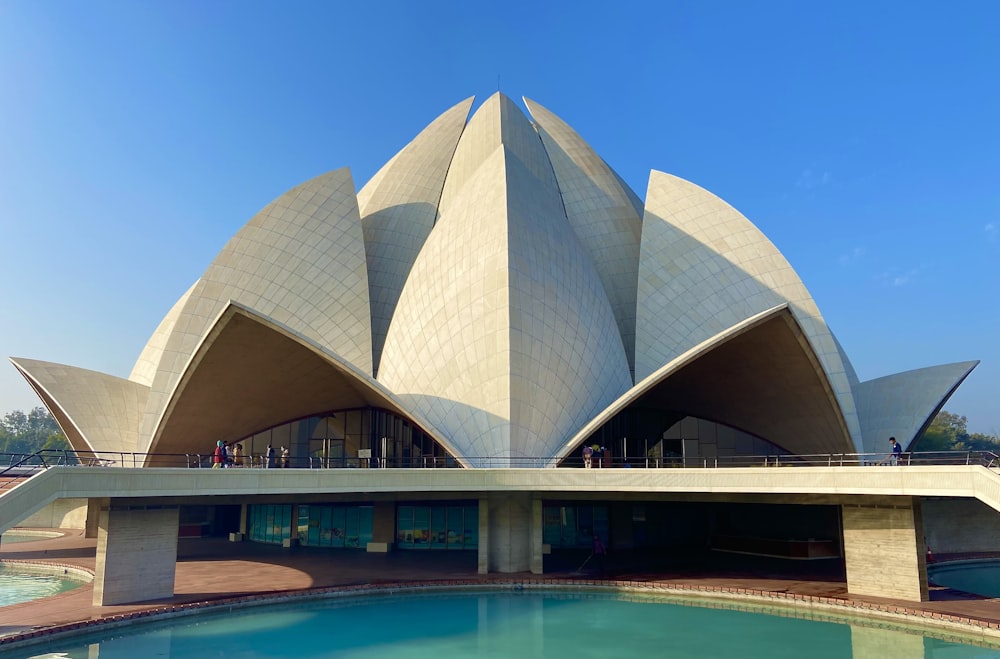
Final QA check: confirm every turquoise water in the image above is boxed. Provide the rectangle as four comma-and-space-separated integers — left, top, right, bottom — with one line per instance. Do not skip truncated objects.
930, 559, 1000, 599
10, 590, 1000, 659
0, 530, 59, 544
0, 565, 83, 607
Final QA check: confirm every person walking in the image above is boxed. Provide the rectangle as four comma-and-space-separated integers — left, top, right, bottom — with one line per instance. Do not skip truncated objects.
583, 444, 593, 469
265, 444, 275, 469
212, 440, 226, 469
592, 534, 607, 576
888, 437, 903, 465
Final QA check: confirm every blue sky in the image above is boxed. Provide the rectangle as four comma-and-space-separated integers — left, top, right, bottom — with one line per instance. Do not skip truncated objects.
1, 1, 997, 435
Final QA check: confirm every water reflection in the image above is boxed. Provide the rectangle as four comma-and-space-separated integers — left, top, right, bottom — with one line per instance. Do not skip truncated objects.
14, 590, 1000, 659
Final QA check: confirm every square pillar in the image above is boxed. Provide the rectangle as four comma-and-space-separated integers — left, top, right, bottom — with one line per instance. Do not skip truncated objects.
371, 501, 396, 543
93, 505, 179, 606
478, 496, 489, 575
842, 498, 928, 602
85, 497, 107, 539
530, 498, 543, 574
486, 492, 531, 573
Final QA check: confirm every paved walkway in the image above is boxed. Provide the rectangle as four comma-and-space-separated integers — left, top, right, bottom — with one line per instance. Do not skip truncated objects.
3, 529, 1000, 648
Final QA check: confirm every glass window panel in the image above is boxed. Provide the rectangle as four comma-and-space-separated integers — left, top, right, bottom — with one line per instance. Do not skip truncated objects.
361, 409, 372, 450
561, 507, 577, 547
307, 507, 320, 546
297, 505, 309, 543
280, 505, 292, 543
328, 415, 346, 441
542, 507, 562, 546
413, 507, 430, 548
320, 507, 333, 546
577, 507, 594, 544
335, 506, 345, 547
329, 439, 345, 468
309, 439, 326, 467
464, 506, 478, 549
346, 508, 360, 548
359, 506, 374, 547
446, 507, 463, 549
346, 411, 360, 437
397, 505, 413, 548
249, 506, 259, 542
431, 508, 447, 548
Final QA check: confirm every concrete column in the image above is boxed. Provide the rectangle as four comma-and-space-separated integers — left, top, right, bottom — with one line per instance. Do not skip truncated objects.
229, 503, 249, 542
370, 501, 396, 550
478, 496, 489, 575
93, 505, 179, 606
85, 498, 106, 539
529, 498, 543, 574
486, 492, 531, 573
842, 499, 928, 602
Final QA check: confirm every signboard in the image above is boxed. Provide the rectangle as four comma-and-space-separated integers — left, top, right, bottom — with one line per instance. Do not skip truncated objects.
357, 449, 372, 459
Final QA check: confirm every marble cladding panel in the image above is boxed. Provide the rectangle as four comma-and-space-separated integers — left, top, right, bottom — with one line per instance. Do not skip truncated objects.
379, 149, 512, 460
524, 97, 642, 376
359, 98, 473, 372
129, 282, 196, 387
854, 361, 979, 452
505, 153, 632, 461
636, 171, 862, 449
11, 358, 147, 454
140, 168, 373, 451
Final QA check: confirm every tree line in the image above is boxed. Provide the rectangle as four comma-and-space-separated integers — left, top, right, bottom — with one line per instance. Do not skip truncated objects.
0, 406, 997, 457
910, 411, 1000, 453
0, 407, 71, 455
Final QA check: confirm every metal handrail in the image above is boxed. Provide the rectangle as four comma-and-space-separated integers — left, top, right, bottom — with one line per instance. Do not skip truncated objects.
1, 449, 998, 471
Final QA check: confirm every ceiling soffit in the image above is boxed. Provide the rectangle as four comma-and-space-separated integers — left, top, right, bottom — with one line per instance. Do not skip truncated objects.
148, 306, 449, 460
635, 311, 853, 455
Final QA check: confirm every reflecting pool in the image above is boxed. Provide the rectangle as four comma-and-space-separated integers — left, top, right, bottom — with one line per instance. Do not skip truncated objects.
8, 589, 1000, 659
0, 563, 86, 608
0, 529, 61, 544
929, 559, 1000, 599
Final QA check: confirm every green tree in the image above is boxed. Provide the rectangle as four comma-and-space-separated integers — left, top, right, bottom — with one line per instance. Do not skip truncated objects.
0, 407, 70, 455
912, 410, 1000, 453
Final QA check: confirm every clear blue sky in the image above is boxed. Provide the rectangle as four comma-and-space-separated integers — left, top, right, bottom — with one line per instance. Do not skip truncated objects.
1, 1, 997, 435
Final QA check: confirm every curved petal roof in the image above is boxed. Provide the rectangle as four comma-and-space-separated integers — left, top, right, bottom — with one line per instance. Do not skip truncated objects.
636, 170, 862, 451
523, 97, 642, 377
129, 281, 196, 387
137, 167, 372, 453
358, 97, 474, 375
855, 360, 980, 452
10, 357, 147, 455
9, 93, 977, 465
379, 94, 631, 464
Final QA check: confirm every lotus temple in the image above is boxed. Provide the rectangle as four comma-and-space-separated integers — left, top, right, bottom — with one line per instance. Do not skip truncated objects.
3, 93, 993, 609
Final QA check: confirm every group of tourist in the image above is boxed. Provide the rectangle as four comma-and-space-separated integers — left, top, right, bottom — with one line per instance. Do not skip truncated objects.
582, 444, 612, 468
212, 441, 289, 468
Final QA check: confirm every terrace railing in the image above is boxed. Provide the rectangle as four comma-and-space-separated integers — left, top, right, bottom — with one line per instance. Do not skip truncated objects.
1, 448, 999, 473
